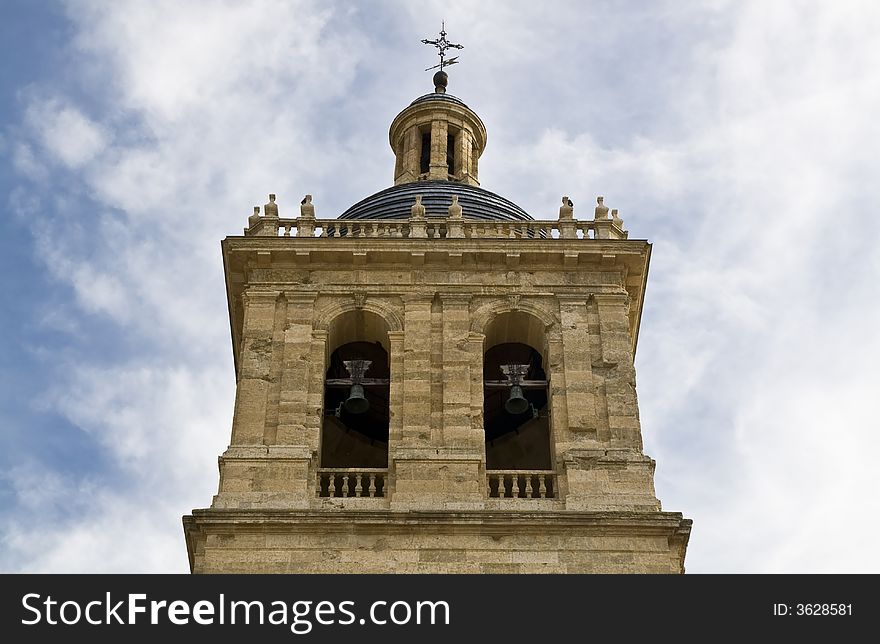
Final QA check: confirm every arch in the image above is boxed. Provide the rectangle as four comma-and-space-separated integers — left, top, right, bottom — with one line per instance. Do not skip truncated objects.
313, 297, 403, 354
325, 308, 392, 359
470, 298, 557, 339
474, 302, 557, 368
480, 308, 555, 474
318, 304, 395, 479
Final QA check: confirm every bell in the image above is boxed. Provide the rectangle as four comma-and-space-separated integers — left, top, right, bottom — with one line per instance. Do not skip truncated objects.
504, 385, 529, 415
343, 383, 370, 414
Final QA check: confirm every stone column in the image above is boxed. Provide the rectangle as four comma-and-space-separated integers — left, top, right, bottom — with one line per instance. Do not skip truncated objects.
562, 292, 659, 511
276, 292, 318, 445
400, 126, 420, 183
306, 326, 329, 450
386, 330, 405, 447
546, 333, 570, 458
428, 119, 448, 180
458, 130, 476, 185
440, 294, 475, 448
401, 295, 433, 444
216, 288, 312, 510
229, 288, 280, 445
557, 296, 600, 438
467, 331, 486, 445
592, 293, 641, 448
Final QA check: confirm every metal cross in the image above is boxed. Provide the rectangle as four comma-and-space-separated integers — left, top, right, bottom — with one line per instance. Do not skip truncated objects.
421, 21, 463, 72
325, 360, 389, 388
484, 364, 548, 390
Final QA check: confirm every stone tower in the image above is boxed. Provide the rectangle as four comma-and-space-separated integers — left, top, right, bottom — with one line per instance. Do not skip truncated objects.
183, 70, 691, 573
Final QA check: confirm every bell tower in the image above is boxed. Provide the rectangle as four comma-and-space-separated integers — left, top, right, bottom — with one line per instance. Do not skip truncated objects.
183, 39, 691, 573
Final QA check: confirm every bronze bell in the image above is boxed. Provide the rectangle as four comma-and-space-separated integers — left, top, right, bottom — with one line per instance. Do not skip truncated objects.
343, 384, 370, 414
504, 385, 529, 415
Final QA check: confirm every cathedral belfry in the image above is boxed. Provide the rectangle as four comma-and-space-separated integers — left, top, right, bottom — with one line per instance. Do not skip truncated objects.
184, 30, 691, 573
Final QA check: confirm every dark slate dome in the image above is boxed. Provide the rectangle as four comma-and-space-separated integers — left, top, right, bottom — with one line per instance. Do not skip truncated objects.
338, 181, 532, 221
409, 92, 468, 108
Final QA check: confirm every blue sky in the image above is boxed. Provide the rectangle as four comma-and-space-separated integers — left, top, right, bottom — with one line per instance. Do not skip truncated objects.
1, 0, 879, 573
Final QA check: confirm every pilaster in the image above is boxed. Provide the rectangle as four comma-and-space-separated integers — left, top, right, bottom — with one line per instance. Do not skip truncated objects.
440, 294, 477, 449
401, 295, 433, 445
428, 119, 449, 180
229, 288, 280, 445
276, 292, 318, 445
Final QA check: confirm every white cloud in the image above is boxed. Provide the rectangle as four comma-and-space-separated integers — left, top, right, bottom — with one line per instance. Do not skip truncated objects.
25, 99, 107, 169
4, 0, 370, 572
11, 143, 49, 183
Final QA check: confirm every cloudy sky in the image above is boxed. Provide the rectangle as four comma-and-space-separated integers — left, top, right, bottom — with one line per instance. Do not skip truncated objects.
1, 0, 878, 573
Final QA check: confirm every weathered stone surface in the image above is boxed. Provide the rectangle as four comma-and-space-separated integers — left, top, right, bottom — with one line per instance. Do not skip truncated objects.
184, 510, 690, 574
184, 79, 690, 574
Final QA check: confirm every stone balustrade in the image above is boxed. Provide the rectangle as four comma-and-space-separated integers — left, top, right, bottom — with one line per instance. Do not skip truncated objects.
317, 468, 387, 498
488, 470, 556, 499
245, 192, 629, 240
249, 217, 627, 241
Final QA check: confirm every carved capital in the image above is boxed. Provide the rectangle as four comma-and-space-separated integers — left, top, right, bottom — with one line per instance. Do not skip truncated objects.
242, 288, 280, 304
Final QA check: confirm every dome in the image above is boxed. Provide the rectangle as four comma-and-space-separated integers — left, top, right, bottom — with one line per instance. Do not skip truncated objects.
409, 92, 468, 108
338, 180, 532, 221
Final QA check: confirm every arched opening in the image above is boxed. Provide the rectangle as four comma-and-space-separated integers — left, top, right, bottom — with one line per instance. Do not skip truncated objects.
446, 132, 456, 176
319, 309, 390, 498
419, 130, 431, 175
483, 311, 555, 498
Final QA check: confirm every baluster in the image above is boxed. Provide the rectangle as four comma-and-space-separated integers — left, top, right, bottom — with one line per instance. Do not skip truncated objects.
512, 474, 521, 498
496, 474, 505, 498
328, 473, 336, 497
357, 224, 365, 238
368, 474, 376, 498
538, 475, 547, 499
488, 476, 493, 497
341, 474, 349, 498
354, 473, 363, 497
526, 475, 535, 498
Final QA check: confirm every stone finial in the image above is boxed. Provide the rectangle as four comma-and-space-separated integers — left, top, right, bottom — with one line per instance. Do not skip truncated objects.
300, 194, 315, 219
559, 196, 574, 221
594, 196, 609, 220
611, 208, 624, 229
448, 195, 463, 219
410, 195, 426, 220
248, 206, 261, 228
264, 193, 279, 218
433, 70, 448, 94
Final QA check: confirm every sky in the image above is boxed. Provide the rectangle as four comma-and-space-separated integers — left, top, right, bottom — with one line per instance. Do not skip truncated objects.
1, 0, 878, 573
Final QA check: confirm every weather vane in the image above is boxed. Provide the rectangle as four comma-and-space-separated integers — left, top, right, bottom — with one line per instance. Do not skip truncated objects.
421, 21, 463, 72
